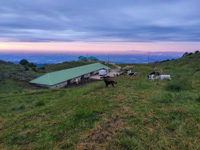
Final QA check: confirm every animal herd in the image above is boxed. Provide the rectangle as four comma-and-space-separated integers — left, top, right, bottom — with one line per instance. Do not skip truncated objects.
147, 71, 171, 81
103, 68, 171, 87
114, 70, 137, 77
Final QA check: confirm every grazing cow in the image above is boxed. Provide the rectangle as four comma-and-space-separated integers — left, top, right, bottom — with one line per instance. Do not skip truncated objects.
148, 74, 155, 81
156, 75, 171, 80
127, 70, 132, 74
128, 72, 137, 76
120, 72, 124, 75
114, 73, 119, 77
149, 71, 160, 76
160, 69, 163, 74
75, 78, 81, 84
124, 70, 130, 73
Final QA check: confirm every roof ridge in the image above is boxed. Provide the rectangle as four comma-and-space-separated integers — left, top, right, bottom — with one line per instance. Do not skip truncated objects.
47, 63, 101, 75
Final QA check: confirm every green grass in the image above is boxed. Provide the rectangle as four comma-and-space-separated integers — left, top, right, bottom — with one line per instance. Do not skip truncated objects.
0, 53, 200, 149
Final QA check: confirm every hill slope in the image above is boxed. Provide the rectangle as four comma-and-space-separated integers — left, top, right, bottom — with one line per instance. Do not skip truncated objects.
0, 61, 112, 94
0, 54, 200, 149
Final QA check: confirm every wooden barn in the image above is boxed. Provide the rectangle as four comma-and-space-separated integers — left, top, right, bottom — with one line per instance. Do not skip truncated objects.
29, 63, 110, 88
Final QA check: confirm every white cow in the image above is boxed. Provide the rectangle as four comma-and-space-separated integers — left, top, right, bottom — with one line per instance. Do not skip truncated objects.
127, 70, 132, 74
114, 73, 120, 76
75, 78, 81, 84
148, 74, 155, 81
156, 75, 171, 80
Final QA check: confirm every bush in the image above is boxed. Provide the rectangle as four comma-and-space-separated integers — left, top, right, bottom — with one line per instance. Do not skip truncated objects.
28, 62, 37, 68
196, 96, 200, 103
24, 65, 29, 71
39, 66, 45, 70
19, 59, 29, 65
188, 52, 193, 56
182, 52, 188, 57
35, 100, 45, 107
32, 67, 37, 72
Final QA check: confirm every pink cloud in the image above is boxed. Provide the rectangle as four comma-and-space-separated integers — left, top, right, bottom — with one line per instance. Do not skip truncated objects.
0, 41, 199, 54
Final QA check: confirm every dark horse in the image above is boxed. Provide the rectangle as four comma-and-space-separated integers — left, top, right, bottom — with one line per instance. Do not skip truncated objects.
102, 77, 117, 87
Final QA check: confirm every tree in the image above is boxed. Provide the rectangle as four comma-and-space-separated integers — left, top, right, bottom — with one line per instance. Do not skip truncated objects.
28, 62, 37, 68
195, 50, 199, 54
19, 59, 29, 65
188, 52, 193, 56
24, 65, 29, 71
182, 52, 188, 57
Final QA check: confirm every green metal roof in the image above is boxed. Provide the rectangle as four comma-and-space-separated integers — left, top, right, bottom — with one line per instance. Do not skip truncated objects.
30, 63, 110, 86
78, 56, 87, 60
88, 56, 98, 60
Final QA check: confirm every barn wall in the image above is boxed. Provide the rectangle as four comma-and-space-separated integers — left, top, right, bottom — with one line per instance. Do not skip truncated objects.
35, 80, 68, 89
50, 81, 68, 89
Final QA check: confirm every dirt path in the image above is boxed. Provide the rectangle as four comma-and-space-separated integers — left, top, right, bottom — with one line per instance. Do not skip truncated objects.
109, 62, 122, 72
106, 63, 122, 77
122, 65, 134, 70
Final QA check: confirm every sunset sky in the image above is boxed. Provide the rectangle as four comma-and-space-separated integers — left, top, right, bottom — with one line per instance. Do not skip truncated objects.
0, 0, 200, 54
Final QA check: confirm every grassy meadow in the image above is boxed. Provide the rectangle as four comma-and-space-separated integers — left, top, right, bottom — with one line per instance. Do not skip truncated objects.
0, 53, 200, 149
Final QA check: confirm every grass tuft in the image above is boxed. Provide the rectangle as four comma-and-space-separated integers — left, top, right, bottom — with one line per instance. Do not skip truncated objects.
35, 100, 45, 106
11, 104, 25, 111
196, 96, 200, 103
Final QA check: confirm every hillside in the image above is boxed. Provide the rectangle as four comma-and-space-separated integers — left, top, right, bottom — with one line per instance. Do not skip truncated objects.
0, 54, 200, 149
0, 61, 111, 94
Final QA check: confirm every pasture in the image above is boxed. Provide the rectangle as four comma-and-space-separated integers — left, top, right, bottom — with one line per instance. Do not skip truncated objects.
0, 53, 200, 149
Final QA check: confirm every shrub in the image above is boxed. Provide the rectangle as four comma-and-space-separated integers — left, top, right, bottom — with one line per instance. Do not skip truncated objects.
28, 62, 37, 68
19, 59, 29, 65
196, 96, 200, 103
35, 100, 45, 107
182, 52, 188, 57
188, 52, 193, 56
24, 65, 29, 71
32, 67, 37, 72
39, 66, 45, 70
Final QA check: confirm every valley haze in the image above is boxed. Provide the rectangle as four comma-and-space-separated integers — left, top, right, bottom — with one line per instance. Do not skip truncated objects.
0, 51, 183, 65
